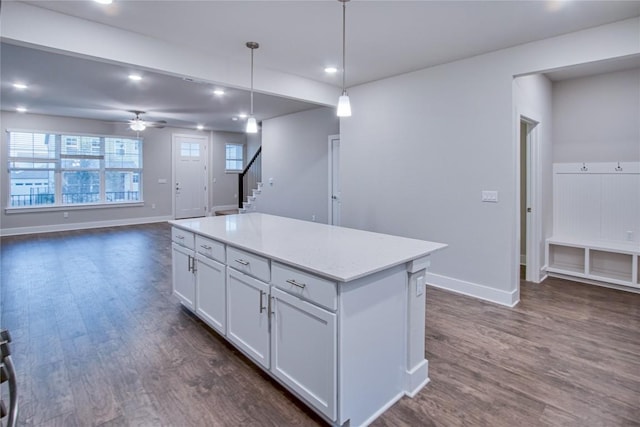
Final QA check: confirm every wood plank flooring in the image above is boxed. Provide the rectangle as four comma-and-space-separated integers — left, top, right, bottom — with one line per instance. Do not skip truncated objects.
1, 223, 639, 426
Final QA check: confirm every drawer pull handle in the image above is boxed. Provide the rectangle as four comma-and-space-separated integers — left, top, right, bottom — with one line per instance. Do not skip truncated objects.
286, 279, 306, 289
235, 259, 249, 266
176, 235, 184, 240
200, 244, 212, 250
259, 290, 266, 313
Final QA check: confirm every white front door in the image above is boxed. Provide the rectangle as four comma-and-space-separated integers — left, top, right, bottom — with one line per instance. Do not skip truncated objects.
173, 134, 208, 219
328, 135, 341, 226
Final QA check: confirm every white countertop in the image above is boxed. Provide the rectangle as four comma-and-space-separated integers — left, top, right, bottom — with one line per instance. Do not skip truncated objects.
170, 213, 447, 282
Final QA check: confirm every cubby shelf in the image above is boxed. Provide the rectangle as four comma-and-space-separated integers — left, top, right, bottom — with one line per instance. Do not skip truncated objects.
546, 237, 639, 290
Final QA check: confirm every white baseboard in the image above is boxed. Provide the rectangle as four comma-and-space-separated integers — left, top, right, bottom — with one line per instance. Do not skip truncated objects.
0, 215, 172, 237
211, 204, 239, 214
426, 272, 520, 307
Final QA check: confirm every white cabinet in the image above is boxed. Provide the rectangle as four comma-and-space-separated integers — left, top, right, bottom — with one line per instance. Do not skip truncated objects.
226, 267, 271, 369
195, 254, 226, 334
172, 243, 196, 309
270, 287, 336, 420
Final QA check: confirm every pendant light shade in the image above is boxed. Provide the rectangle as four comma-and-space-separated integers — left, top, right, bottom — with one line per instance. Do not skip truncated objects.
246, 42, 259, 133
246, 116, 258, 133
130, 119, 146, 132
337, 0, 351, 117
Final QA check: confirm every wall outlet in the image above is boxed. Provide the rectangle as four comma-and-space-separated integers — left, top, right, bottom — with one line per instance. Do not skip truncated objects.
312, 215, 316, 222
416, 276, 425, 296
627, 231, 634, 241
63, 212, 69, 218
151, 203, 156, 209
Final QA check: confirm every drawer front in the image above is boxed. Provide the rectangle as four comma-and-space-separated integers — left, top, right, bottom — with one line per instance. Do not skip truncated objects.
196, 235, 225, 262
272, 262, 337, 311
227, 246, 271, 282
172, 227, 195, 250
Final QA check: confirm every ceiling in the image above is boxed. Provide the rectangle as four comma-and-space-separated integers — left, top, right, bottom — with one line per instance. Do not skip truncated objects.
2, 0, 640, 132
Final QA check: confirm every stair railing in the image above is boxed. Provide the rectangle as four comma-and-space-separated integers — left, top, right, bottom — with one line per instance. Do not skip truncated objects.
238, 146, 262, 208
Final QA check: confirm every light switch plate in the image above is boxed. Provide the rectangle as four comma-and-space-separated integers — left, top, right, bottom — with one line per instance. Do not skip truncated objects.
482, 190, 498, 203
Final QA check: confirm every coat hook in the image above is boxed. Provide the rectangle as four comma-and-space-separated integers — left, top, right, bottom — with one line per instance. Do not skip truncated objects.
580, 162, 588, 172
615, 162, 623, 172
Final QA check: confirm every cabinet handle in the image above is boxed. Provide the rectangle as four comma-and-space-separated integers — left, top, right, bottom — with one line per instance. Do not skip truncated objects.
235, 259, 249, 266
187, 255, 193, 272
286, 279, 306, 289
176, 235, 184, 240
259, 290, 266, 313
200, 244, 212, 250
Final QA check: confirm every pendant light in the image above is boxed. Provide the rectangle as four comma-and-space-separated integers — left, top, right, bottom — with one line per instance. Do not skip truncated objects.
246, 41, 259, 133
337, 0, 352, 117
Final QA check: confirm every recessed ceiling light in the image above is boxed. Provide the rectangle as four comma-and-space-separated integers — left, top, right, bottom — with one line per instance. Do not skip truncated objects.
95, 0, 113, 4
324, 67, 338, 74
238, 113, 248, 119
197, 125, 204, 130
128, 74, 142, 81
16, 107, 27, 113
232, 117, 239, 121
13, 83, 28, 89
213, 89, 225, 96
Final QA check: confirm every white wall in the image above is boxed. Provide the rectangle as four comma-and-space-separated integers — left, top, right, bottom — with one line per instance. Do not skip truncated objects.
340, 18, 640, 306
258, 107, 339, 223
552, 68, 640, 163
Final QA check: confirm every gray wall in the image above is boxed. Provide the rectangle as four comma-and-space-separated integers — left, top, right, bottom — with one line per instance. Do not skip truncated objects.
258, 107, 339, 223
1, 111, 244, 233
552, 68, 640, 162
339, 19, 638, 305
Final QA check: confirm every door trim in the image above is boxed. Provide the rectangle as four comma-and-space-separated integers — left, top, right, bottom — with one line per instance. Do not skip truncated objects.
328, 134, 340, 226
172, 133, 210, 219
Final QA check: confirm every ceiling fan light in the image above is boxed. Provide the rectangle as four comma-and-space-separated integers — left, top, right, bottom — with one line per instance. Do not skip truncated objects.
246, 116, 258, 133
337, 93, 352, 117
130, 120, 146, 131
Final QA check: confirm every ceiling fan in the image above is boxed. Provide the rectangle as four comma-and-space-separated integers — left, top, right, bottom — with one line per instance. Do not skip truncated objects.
128, 111, 166, 131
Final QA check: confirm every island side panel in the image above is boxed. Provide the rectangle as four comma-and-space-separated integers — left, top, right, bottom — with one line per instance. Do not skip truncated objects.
405, 256, 430, 395
337, 264, 408, 427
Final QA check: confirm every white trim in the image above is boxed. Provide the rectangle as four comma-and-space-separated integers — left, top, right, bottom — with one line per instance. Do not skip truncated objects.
547, 272, 640, 294
327, 134, 340, 226
426, 272, 520, 307
0, 215, 172, 237
211, 204, 238, 214
5, 127, 144, 141
404, 359, 429, 397
358, 391, 406, 427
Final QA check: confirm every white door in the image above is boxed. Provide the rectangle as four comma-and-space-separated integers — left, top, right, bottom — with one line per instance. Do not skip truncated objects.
271, 287, 337, 420
173, 134, 208, 219
172, 243, 195, 310
196, 255, 226, 335
226, 268, 270, 369
328, 135, 341, 226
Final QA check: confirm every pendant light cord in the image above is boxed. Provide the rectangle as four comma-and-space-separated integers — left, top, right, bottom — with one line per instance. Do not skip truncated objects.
342, 0, 347, 93
250, 47, 254, 115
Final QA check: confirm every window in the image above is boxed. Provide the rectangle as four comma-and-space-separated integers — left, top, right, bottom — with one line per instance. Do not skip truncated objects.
7, 131, 142, 208
225, 143, 244, 172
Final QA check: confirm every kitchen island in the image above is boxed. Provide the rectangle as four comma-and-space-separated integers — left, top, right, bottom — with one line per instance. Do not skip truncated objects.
169, 213, 446, 426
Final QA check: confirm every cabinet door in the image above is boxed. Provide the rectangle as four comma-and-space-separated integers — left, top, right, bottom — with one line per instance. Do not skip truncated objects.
271, 287, 337, 420
226, 268, 270, 369
196, 255, 226, 335
172, 243, 195, 310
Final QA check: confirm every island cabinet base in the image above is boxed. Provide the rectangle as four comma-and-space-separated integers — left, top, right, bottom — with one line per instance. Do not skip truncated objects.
170, 214, 447, 426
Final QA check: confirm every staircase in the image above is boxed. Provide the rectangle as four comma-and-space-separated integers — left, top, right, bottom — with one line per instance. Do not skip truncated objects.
239, 182, 263, 213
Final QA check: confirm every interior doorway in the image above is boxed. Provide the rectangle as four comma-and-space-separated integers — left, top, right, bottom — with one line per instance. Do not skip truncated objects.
172, 134, 209, 219
519, 118, 540, 283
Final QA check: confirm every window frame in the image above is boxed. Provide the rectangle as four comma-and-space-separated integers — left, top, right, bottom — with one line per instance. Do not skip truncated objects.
225, 142, 245, 173
5, 129, 144, 213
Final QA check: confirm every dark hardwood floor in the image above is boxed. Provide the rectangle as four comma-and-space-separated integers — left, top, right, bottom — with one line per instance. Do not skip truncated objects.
1, 223, 639, 426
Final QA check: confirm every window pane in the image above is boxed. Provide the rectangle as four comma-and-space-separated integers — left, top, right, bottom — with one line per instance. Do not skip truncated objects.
225, 143, 243, 170
105, 171, 141, 202
61, 135, 101, 155
105, 138, 141, 168
9, 132, 56, 159
9, 161, 56, 169
9, 170, 55, 207
62, 171, 100, 204
61, 158, 100, 169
